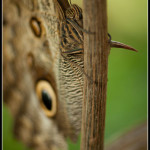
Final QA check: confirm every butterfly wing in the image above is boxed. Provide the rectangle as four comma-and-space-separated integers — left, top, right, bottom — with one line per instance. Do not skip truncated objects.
3, 0, 83, 149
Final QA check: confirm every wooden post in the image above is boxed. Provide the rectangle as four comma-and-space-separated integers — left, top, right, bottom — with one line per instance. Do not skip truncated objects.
80, 0, 109, 150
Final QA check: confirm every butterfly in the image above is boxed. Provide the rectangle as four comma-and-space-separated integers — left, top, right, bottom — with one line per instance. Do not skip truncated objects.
3, 0, 137, 150
3, 0, 83, 149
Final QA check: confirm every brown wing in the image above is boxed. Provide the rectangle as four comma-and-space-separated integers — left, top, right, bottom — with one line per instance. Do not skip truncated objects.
3, 0, 84, 149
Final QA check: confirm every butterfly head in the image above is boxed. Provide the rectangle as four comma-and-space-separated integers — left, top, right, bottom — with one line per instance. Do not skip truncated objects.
66, 4, 83, 21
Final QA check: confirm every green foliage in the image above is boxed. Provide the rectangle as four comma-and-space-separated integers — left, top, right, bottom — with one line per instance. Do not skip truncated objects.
3, 0, 147, 149
3, 105, 28, 150
106, 0, 147, 140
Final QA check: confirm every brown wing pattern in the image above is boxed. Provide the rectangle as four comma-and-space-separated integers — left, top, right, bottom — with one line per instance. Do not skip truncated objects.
3, 0, 84, 149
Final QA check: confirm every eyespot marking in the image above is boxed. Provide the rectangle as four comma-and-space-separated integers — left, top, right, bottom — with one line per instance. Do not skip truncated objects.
36, 80, 57, 117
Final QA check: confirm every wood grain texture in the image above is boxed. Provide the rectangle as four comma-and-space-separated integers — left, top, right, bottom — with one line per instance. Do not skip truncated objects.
81, 0, 109, 150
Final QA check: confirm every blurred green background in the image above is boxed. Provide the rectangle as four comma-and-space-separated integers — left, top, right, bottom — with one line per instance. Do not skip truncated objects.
3, 0, 147, 150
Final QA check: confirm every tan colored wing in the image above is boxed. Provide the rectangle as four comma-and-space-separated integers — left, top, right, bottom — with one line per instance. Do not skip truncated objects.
3, 0, 84, 149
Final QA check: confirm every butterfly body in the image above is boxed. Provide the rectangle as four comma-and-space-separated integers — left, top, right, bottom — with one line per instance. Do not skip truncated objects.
57, 3, 84, 58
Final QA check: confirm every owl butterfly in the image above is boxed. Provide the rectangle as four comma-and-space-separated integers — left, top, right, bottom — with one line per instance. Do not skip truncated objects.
3, 0, 138, 149
3, 0, 84, 149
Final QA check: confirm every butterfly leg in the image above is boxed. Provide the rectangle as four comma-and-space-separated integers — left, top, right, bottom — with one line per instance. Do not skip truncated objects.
61, 48, 83, 55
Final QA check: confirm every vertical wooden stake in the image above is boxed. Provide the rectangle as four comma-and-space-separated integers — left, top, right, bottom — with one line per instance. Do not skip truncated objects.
81, 0, 109, 150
